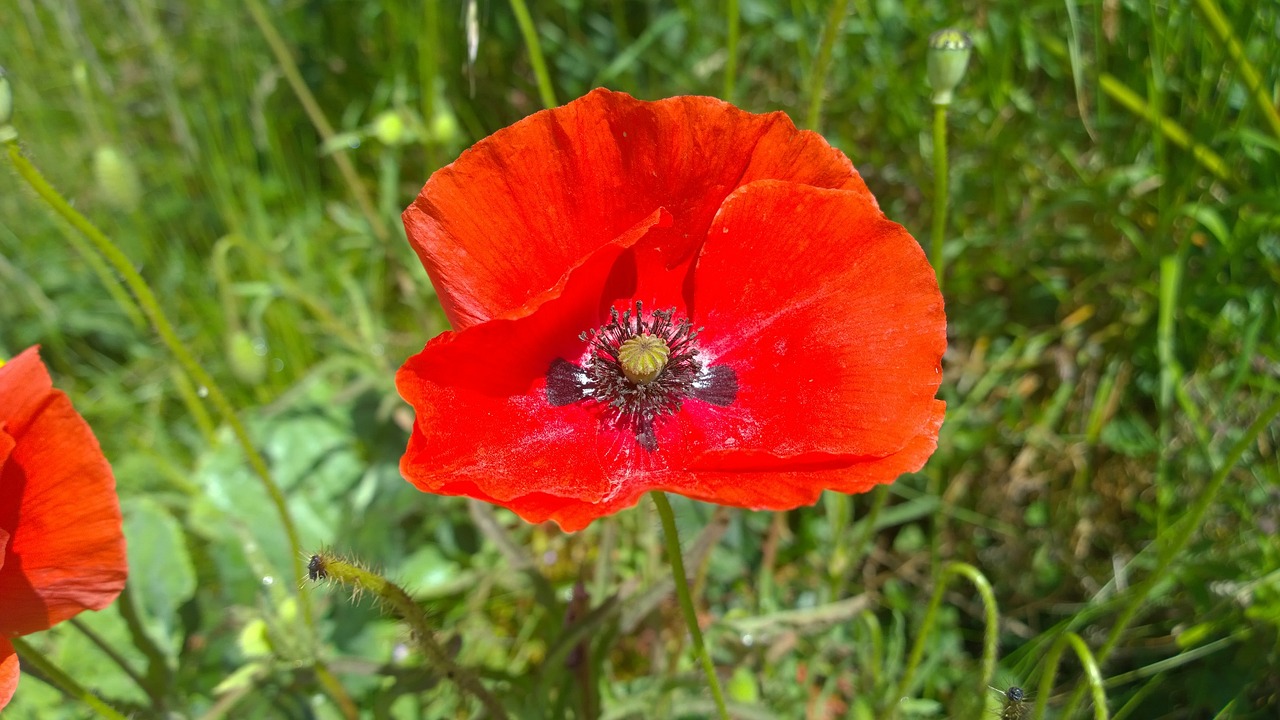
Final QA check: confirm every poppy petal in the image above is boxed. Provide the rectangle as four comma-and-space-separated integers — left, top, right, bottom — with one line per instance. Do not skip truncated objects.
397, 209, 676, 514
403, 89, 869, 329
0, 636, 16, 710
0, 348, 128, 637
686, 180, 945, 468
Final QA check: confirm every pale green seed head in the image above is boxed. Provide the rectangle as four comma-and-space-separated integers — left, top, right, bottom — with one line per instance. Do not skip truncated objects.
617, 334, 669, 385
928, 28, 973, 106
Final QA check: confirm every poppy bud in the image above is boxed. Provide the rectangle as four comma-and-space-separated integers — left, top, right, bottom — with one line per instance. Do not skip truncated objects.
0, 66, 13, 127
92, 145, 142, 212
372, 109, 408, 146
227, 331, 267, 385
927, 28, 972, 106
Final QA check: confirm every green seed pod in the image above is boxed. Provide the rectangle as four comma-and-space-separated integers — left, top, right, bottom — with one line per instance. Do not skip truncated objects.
0, 66, 13, 127
927, 28, 973, 106
92, 145, 142, 212
371, 109, 407, 146
227, 331, 267, 385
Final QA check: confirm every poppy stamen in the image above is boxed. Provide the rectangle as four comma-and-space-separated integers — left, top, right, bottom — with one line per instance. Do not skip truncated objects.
546, 301, 737, 450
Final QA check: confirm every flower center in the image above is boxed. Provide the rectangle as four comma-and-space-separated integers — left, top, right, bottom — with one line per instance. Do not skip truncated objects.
617, 334, 669, 384
546, 302, 738, 451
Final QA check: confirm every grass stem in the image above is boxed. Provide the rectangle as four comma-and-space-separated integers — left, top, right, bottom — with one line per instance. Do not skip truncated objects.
510, 0, 559, 109
243, 0, 390, 244
804, 0, 851, 130
723, 0, 740, 101
892, 562, 997, 719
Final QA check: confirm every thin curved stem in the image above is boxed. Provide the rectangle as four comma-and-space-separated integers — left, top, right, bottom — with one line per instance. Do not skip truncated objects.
4, 140, 311, 626
510, 0, 558, 109
1033, 632, 1108, 720
930, 103, 949, 292
650, 492, 731, 720
804, 0, 852, 130
893, 561, 998, 720
10, 637, 129, 720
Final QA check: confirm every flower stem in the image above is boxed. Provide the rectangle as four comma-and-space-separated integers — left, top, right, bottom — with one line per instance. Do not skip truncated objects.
10, 637, 129, 720
309, 553, 509, 719
649, 492, 731, 720
3, 139, 312, 626
929, 102, 949, 293
509, 0, 558, 109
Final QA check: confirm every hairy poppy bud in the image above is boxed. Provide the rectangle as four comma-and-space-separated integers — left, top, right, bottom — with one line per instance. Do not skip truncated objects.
93, 145, 142, 212
927, 28, 972, 106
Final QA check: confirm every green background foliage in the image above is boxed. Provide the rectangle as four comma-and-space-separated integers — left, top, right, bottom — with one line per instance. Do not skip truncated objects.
2, 0, 1278, 717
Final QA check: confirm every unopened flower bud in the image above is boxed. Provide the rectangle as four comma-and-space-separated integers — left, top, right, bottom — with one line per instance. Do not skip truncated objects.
93, 145, 142, 212
227, 331, 267, 385
371, 109, 407, 145
927, 29, 972, 106
0, 67, 13, 127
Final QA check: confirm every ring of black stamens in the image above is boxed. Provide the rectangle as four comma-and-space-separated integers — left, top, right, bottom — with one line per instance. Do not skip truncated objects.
546, 301, 738, 451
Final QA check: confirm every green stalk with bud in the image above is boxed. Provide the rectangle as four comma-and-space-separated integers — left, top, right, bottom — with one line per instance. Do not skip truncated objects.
926, 28, 973, 294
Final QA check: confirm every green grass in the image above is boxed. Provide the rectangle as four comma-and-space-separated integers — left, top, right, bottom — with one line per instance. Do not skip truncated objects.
3, 0, 1279, 718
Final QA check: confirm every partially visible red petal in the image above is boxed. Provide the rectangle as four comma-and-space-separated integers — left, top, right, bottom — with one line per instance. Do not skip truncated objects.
0, 637, 17, 710
0, 348, 128, 637
404, 89, 867, 329
397, 209, 680, 518
686, 180, 945, 469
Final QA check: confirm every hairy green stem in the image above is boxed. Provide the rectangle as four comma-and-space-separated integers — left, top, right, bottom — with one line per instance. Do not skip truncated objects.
309, 554, 509, 719
1060, 394, 1280, 717
510, 0, 558, 109
10, 637, 128, 720
1032, 632, 1108, 720
804, 0, 852, 130
4, 140, 312, 627
723, 0, 740, 101
892, 562, 998, 720
650, 492, 731, 720
930, 103, 949, 292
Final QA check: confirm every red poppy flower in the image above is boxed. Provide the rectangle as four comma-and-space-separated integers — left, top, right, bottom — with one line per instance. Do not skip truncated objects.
397, 89, 945, 532
0, 347, 128, 709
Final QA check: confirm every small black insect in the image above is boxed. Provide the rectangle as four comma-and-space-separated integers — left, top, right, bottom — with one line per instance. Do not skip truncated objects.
307, 554, 327, 581
994, 685, 1030, 720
